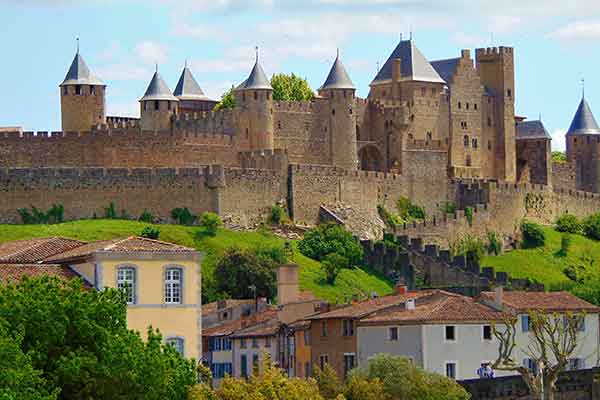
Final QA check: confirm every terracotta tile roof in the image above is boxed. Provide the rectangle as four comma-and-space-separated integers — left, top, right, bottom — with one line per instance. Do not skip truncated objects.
203, 309, 277, 337
0, 263, 82, 283
361, 291, 506, 324
287, 319, 311, 331
0, 237, 86, 264
202, 299, 255, 315
307, 291, 434, 320
45, 236, 197, 262
231, 318, 281, 338
481, 291, 600, 313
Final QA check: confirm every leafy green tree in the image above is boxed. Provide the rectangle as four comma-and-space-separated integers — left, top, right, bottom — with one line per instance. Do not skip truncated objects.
271, 73, 315, 102
200, 212, 222, 236
313, 365, 342, 399
0, 276, 197, 400
551, 151, 567, 163
139, 210, 155, 223
343, 374, 387, 400
555, 214, 581, 234
322, 253, 348, 284
352, 354, 469, 400
172, 207, 198, 226
583, 212, 600, 240
141, 226, 161, 239
214, 86, 236, 111
298, 223, 363, 266
521, 220, 546, 248
214, 246, 282, 300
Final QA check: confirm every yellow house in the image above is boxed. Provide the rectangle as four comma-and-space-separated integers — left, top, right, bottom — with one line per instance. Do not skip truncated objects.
45, 236, 203, 360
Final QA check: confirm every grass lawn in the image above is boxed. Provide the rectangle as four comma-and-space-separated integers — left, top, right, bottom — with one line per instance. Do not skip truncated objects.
482, 226, 600, 290
0, 220, 393, 302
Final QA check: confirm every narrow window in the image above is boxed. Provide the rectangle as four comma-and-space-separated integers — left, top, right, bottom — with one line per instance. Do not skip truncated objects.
343, 354, 356, 377
458, 102, 462, 109
265, 336, 271, 348
342, 319, 354, 336
321, 321, 328, 337
332, 109, 336, 116
154, 101, 160, 111
463, 135, 469, 147
507, 89, 512, 98
164, 267, 182, 304
426, 131, 432, 141
474, 103, 478, 110
445, 325, 456, 341
241, 355, 248, 378
63, 86, 68, 96
242, 93, 246, 101
389, 327, 399, 341
472, 138, 478, 148
75, 85, 82, 95
421, 87, 426, 96
304, 330, 310, 346
483, 325, 492, 340
267, 92, 270, 100
117, 267, 136, 304
252, 337, 259, 348
466, 103, 470, 110
487, 117, 492, 127
278, 121, 282, 129
240, 338, 247, 349
431, 87, 436, 96
521, 315, 530, 332
90, 86, 96, 95
254, 91, 258, 100
252, 354, 259, 370
445, 362, 456, 379
349, 107, 353, 115
166, 337, 184, 356
319, 354, 329, 370
488, 141, 492, 151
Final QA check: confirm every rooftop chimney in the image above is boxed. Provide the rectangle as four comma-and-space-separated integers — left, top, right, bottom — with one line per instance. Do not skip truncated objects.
493, 286, 504, 311
277, 264, 299, 305
396, 283, 408, 295
406, 298, 416, 311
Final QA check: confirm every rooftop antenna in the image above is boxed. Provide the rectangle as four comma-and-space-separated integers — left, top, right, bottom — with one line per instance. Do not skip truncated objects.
76, 37, 80, 54
539, 112, 542, 121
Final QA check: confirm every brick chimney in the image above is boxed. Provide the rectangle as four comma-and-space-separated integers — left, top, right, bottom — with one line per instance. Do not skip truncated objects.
492, 286, 504, 311
396, 284, 408, 295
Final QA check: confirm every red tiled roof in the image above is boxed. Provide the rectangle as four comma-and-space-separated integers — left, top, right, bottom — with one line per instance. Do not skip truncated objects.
361, 291, 506, 325
0, 237, 86, 263
307, 291, 434, 320
0, 263, 82, 283
202, 299, 255, 315
203, 309, 277, 337
480, 291, 600, 313
231, 318, 281, 338
45, 236, 197, 262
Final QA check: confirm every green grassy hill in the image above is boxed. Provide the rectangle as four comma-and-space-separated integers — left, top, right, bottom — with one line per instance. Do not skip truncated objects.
482, 226, 599, 290
0, 220, 393, 303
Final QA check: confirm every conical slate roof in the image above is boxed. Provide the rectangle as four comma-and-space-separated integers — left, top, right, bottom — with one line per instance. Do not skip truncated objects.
60, 52, 104, 86
173, 66, 212, 100
371, 40, 444, 85
321, 53, 355, 90
237, 60, 272, 90
566, 97, 600, 135
140, 71, 178, 102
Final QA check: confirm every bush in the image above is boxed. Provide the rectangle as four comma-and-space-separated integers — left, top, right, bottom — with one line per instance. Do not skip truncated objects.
139, 210, 155, 223
17, 204, 65, 225
396, 197, 426, 220
171, 207, 197, 226
439, 201, 456, 215
269, 204, 287, 225
200, 212, 222, 235
464, 206, 474, 227
583, 213, 600, 240
487, 231, 502, 255
141, 226, 160, 240
377, 205, 404, 227
104, 202, 117, 219
298, 223, 363, 266
321, 253, 348, 284
555, 214, 581, 234
452, 235, 485, 264
521, 220, 545, 248
559, 234, 571, 256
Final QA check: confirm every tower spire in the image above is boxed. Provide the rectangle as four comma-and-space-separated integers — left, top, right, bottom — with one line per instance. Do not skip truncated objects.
76, 37, 80, 54
255, 46, 259, 63
582, 78, 585, 99
155, 63, 158, 73
336, 48, 340, 59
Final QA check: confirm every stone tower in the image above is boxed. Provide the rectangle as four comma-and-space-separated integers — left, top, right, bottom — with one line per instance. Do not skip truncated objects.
140, 68, 179, 133
60, 50, 106, 132
319, 51, 358, 170
565, 95, 600, 192
173, 63, 217, 112
475, 47, 516, 182
235, 54, 274, 150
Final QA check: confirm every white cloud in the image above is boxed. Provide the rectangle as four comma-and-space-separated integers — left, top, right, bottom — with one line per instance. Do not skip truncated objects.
451, 32, 488, 48
551, 128, 567, 151
135, 41, 168, 65
96, 64, 151, 81
549, 21, 600, 41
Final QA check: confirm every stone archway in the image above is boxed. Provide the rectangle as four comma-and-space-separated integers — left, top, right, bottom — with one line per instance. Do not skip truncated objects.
358, 144, 384, 171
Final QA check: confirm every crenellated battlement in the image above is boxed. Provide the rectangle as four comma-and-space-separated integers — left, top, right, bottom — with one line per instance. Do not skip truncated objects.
238, 149, 289, 170
177, 107, 235, 122
290, 163, 403, 181
475, 46, 513, 58
273, 101, 316, 113
0, 166, 214, 181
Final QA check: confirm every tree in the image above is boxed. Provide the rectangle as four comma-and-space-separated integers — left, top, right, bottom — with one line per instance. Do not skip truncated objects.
313, 364, 342, 399
492, 311, 585, 400
271, 73, 315, 102
298, 223, 363, 266
322, 253, 348, 284
214, 86, 236, 111
214, 246, 285, 300
200, 212, 222, 236
0, 276, 197, 400
351, 354, 469, 400
343, 374, 387, 400
141, 226, 161, 239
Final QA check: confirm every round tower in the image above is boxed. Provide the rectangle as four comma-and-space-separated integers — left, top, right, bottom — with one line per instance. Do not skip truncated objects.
60, 48, 106, 132
140, 67, 179, 133
319, 51, 358, 170
234, 51, 273, 150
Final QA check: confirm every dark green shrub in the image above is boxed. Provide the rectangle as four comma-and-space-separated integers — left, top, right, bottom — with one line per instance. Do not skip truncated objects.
521, 220, 545, 248
141, 226, 160, 240
171, 207, 197, 226
377, 205, 403, 227
583, 213, 600, 240
559, 234, 571, 256
439, 201, 456, 214
487, 231, 502, 255
453, 235, 485, 264
298, 223, 363, 266
321, 253, 348, 284
464, 206, 474, 227
105, 202, 117, 219
47, 204, 64, 224
17, 204, 65, 224
269, 204, 287, 225
120, 209, 131, 220
396, 196, 426, 220
407, 203, 426, 220
200, 212, 222, 235
139, 210, 155, 223
555, 214, 581, 234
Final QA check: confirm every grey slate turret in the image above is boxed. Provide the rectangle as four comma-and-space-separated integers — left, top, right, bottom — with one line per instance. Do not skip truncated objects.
371, 40, 444, 85
321, 51, 355, 90
237, 60, 272, 91
173, 66, 212, 100
140, 70, 178, 102
566, 97, 600, 135
60, 52, 104, 86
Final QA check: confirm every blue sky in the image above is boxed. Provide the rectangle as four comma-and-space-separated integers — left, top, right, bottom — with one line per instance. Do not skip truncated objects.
2, 0, 600, 150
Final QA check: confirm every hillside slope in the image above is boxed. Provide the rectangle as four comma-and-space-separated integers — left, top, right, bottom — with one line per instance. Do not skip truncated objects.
0, 220, 393, 302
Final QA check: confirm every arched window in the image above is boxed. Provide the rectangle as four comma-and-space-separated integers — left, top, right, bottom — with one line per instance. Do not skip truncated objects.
166, 337, 185, 356
332, 109, 336, 116
466, 103, 470, 110
117, 266, 136, 305
487, 117, 492, 127
474, 103, 478, 110
458, 102, 462, 109
90, 86, 96, 96
464, 135, 469, 147
164, 267, 183, 304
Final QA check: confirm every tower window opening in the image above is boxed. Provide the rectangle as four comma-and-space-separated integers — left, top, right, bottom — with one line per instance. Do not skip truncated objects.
474, 103, 477, 110
466, 103, 470, 110
75, 85, 82, 96
488, 141, 492, 151
464, 135, 469, 147
349, 107, 353, 115
168, 101, 171, 111
507, 89, 512, 98
426, 131, 432, 141
267, 92, 270, 100
472, 138, 478, 148
254, 91, 258, 100
154, 101, 159, 111
90, 86, 96, 95
458, 102, 462, 109
278, 121, 282, 129
421, 87, 426, 96
63, 87, 68, 96
332, 109, 336, 116
487, 117, 492, 127
242, 93, 246, 101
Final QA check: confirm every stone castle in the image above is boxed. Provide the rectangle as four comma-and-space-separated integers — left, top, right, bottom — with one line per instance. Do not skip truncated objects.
1, 39, 600, 242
